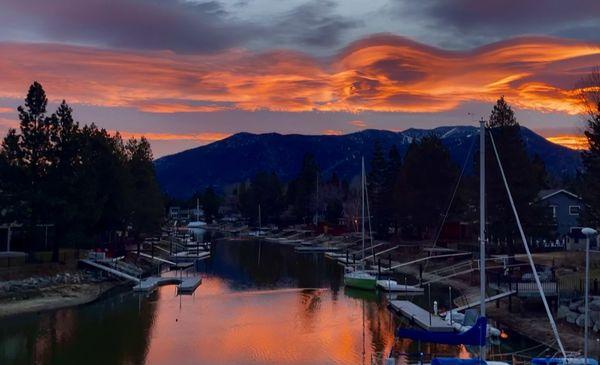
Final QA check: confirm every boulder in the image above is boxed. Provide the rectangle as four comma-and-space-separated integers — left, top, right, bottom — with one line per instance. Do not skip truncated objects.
591, 310, 600, 324
557, 305, 571, 320
570, 300, 584, 311
576, 314, 587, 327
576, 314, 593, 327
567, 311, 579, 324
590, 300, 600, 311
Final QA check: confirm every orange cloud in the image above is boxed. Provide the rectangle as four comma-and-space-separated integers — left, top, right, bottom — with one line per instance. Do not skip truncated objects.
322, 129, 343, 135
349, 120, 367, 128
0, 107, 13, 114
115, 131, 231, 142
0, 36, 598, 115
546, 135, 589, 150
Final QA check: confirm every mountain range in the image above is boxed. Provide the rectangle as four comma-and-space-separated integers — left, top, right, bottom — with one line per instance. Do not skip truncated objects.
154, 126, 582, 198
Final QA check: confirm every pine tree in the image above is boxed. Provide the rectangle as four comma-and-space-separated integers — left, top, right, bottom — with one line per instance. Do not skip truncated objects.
581, 102, 600, 227
202, 187, 221, 224
479, 97, 552, 254
368, 141, 389, 237
402, 136, 458, 239
1, 83, 165, 255
126, 137, 164, 238
288, 153, 320, 223
323, 172, 344, 225
386, 145, 402, 235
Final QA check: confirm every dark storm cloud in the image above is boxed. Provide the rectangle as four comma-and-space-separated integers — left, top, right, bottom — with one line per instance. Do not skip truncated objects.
272, 0, 362, 47
0, 0, 256, 53
0, 0, 361, 53
387, 0, 600, 47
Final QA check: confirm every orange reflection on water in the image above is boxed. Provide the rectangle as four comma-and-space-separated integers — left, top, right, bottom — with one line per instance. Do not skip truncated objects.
143, 278, 395, 365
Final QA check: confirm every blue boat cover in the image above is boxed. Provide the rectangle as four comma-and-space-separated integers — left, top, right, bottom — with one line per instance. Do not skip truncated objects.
432, 359, 486, 365
396, 317, 487, 346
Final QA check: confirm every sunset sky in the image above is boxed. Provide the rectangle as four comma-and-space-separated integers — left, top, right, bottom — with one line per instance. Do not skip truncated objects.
1, 0, 599, 156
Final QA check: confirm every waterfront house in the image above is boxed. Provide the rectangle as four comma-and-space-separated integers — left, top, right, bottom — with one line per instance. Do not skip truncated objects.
538, 189, 583, 236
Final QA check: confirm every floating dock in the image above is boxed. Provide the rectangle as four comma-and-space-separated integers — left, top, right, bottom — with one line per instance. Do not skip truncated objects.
389, 300, 453, 332
178, 276, 202, 294
134, 277, 181, 292
133, 275, 202, 294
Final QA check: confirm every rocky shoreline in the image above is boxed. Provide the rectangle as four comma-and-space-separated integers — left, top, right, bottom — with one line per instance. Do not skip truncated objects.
559, 298, 600, 331
0, 270, 125, 317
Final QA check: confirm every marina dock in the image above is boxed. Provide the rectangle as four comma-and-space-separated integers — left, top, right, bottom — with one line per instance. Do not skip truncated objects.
178, 276, 202, 294
389, 300, 453, 332
133, 275, 202, 294
134, 276, 181, 292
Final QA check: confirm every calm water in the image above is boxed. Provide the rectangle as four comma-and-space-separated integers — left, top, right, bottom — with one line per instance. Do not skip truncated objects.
0, 239, 542, 365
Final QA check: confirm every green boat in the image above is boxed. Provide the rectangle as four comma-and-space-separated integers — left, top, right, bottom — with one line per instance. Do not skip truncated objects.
344, 270, 377, 290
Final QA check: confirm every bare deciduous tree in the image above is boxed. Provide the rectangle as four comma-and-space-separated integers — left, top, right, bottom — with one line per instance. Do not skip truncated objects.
577, 67, 600, 117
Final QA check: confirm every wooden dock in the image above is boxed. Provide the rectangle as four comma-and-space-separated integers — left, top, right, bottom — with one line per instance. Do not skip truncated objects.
389, 300, 453, 332
452, 290, 516, 312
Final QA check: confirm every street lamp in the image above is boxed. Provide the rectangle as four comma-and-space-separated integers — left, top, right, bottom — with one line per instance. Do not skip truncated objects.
582, 227, 598, 365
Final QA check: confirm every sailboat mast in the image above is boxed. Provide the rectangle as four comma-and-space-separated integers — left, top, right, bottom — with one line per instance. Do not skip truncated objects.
196, 198, 200, 222
479, 119, 486, 360
361, 157, 365, 262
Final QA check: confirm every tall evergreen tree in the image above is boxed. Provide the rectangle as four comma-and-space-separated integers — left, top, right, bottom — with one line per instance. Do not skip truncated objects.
386, 145, 402, 235
288, 153, 320, 223
201, 187, 220, 223
1, 82, 165, 256
580, 102, 600, 227
126, 137, 164, 239
401, 136, 458, 239
478, 97, 552, 254
3, 82, 57, 253
368, 141, 389, 237
322, 172, 344, 225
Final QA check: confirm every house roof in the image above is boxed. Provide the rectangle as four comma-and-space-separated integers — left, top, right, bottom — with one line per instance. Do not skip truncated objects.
538, 189, 581, 201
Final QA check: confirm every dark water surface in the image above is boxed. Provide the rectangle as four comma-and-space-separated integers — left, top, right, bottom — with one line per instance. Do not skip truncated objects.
0, 239, 542, 365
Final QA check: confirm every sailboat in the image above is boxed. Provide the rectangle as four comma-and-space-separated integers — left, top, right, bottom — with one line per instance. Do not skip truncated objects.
344, 157, 377, 290
187, 198, 206, 228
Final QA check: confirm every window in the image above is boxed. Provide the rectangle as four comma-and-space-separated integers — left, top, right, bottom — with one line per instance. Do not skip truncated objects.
549, 205, 557, 218
569, 205, 581, 216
